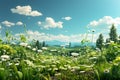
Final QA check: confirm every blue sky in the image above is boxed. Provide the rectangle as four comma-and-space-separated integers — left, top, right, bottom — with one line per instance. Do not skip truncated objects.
0, 0, 120, 42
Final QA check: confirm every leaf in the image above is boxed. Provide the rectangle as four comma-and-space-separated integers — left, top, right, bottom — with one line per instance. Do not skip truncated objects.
17, 71, 23, 80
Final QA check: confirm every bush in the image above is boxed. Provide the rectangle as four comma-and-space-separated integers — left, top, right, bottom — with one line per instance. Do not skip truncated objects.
0, 44, 16, 55
105, 43, 120, 62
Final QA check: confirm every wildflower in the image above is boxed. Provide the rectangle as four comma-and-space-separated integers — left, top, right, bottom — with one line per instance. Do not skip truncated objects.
8, 62, 13, 66
104, 69, 110, 74
80, 71, 85, 73
55, 73, 61, 76
32, 48, 37, 51
89, 57, 97, 60
15, 63, 20, 66
50, 49, 57, 52
1, 55, 10, 61
37, 50, 42, 53
27, 45, 31, 49
19, 42, 28, 47
42, 47, 47, 50
71, 52, 79, 57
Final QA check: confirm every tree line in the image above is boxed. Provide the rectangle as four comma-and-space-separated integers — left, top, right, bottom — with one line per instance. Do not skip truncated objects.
96, 24, 120, 50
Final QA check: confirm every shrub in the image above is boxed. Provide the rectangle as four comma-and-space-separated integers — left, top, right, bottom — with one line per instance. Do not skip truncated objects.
105, 43, 120, 62
0, 44, 16, 55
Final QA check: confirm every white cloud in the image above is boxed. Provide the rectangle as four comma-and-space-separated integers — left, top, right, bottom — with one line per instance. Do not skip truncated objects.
89, 21, 98, 27
38, 17, 63, 29
88, 16, 120, 27
11, 5, 42, 17
62, 16, 72, 21
16, 21, 23, 26
87, 16, 120, 34
15, 30, 101, 42
2, 21, 15, 27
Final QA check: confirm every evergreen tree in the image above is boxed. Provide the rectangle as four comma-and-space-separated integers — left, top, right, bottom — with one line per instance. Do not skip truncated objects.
36, 40, 41, 49
69, 42, 71, 48
118, 35, 120, 44
106, 38, 110, 43
42, 41, 45, 47
96, 34, 104, 50
109, 24, 118, 43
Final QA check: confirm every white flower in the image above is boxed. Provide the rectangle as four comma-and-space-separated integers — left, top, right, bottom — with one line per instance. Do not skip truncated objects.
104, 69, 110, 74
110, 40, 114, 43
27, 45, 31, 49
1, 55, 10, 61
32, 48, 37, 51
19, 42, 28, 47
55, 73, 61, 76
80, 71, 85, 73
37, 50, 42, 53
89, 57, 97, 60
15, 63, 20, 66
50, 49, 57, 52
42, 47, 48, 50
71, 53, 79, 57
8, 62, 13, 66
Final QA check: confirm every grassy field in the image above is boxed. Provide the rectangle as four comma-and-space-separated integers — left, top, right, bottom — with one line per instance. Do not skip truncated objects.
0, 41, 120, 80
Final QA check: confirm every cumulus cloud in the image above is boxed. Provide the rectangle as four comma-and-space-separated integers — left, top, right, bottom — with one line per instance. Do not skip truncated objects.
62, 16, 72, 21
11, 5, 42, 17
88, 16, 120, 28
2, 21, 15, 27
87, 16, 120, 34
38, 17, 63, 29
16, 21, 23, 26
15, 30, 100, 42
1, 21, 24, 27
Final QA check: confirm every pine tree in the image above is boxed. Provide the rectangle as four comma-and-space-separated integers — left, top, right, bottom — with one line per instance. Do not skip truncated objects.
109, 24, 118, 43
106, 38, 110, 43
118, 35, 120, 44
42, 41, 45, 47
36, 40, 41, 49
96, 34, 104, 50
69, 42, 71, 48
